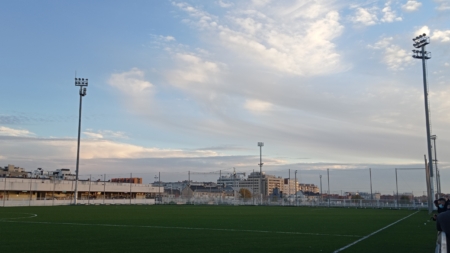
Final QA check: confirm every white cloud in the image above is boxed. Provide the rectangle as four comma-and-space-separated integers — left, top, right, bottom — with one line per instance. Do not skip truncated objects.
244, 99, 273, 113
108, 68, 154, 111
83, 131, 103, 139
402, 0, 422, 12
173, 1, 347, 76
414, 25, 430, 37
432, 29, 450, 42
445, 62, 449, 67
368, 37, 413, 71
0, 135, 219, 160
109, 68, 153, 95
0, 126, 34, 137
350, 7, 378, 26
83, 130, 128, 140
218, 0, 234, 8
434, 0, 450, 11
381, 1, 402, 23
163, 36, 176, 42
170, 53, 221, 85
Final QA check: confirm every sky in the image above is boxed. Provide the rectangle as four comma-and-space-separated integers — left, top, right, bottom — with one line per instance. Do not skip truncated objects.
0, 0, 449, 194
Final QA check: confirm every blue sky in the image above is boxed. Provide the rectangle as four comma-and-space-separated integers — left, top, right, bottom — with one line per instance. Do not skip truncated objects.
1, 0, 449, 194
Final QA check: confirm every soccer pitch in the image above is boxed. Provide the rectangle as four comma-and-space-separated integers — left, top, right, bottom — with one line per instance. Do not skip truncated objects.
0, 205, 436, 252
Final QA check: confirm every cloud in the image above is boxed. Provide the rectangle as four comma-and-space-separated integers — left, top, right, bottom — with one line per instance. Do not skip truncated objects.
109, 68, 153, 96
432, 29, 450, 42
83, 129, 128, 140
0, 134, 219, 161
402, 0, 422, 12
169, 53, 221, 85
350, 7, 378, 26
218, 0, 234, 8
108, 68, 155, 111
381, 1, 402, 23
0, 126, 34, 137
244, 99, 273, 113
83, 131, 103, 139
368, 37, 413, 71
434, 0, 450, 11
414, 25, 430, 36
173, 1, 348, 76
414, 26, 450, 42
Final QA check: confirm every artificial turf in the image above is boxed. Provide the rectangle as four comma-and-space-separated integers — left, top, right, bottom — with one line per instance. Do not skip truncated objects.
0, 205, 437, 252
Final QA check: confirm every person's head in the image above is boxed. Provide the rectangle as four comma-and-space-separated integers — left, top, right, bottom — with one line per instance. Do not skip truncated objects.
438, 198, 446, 207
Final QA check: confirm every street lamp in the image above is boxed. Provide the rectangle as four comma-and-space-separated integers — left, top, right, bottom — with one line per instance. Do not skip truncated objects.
257, 142, 264, 202
73, 78, 88, 205
412, 33, 434, 202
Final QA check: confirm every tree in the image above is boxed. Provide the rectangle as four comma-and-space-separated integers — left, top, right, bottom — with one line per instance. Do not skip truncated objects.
351, 195, 363, 200
239, 188, 252, 199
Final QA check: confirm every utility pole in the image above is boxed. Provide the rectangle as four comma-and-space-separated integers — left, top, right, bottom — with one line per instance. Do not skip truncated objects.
73, 77, 88, 205
412, 33, 434, 201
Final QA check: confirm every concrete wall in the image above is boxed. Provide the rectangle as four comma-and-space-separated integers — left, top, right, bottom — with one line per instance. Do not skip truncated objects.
0, 178, 163, 194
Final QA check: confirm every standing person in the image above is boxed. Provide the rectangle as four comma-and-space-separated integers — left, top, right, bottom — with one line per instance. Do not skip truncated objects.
436, 210, 450, 249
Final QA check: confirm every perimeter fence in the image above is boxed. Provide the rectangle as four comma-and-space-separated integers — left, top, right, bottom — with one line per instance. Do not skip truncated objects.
0, 167, 433, 209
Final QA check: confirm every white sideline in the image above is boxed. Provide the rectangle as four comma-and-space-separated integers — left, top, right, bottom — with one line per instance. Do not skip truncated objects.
0, 213, 38, 220
333, 211, 419, 253
0, 220, 362, 238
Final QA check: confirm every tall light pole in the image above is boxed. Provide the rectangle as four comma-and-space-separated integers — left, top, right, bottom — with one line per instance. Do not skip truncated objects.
369, 168, 373, 203
327, 169, 330, 207
319, 175, 322, 204
431, 135, 440, 195
154, 174, 159, 204
257, 142, 264, 201
73, 78, 88, 205
295, 170, 298, 206
412, 34, 434, 201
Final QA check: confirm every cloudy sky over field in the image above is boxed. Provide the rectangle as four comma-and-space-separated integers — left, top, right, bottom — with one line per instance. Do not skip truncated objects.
1, 0, 449, 193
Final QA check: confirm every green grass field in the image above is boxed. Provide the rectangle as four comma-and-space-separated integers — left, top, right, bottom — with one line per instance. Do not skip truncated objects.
0, 205, 437, 252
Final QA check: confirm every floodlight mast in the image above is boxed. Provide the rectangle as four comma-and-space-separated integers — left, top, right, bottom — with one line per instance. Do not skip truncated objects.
73, 78, 88, 205
258, 142, 264, 203
431, 135, 441, 195
412, 34, 434, 203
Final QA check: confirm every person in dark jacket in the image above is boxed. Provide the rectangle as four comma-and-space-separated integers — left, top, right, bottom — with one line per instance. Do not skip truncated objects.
433, 197, 450, 221
435, 198, 450, 213
436, 210, 450, 247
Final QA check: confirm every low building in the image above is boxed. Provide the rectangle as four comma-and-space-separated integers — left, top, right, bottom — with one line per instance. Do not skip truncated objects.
0, 177, 163, 201
181, 185, 233, 199
0, 164, 29, 178
299, 184, 320, 194
238, 172, 283, 197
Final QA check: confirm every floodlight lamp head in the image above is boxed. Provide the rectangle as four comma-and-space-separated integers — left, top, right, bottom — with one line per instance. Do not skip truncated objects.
75, 77, 88, 87
258, 142, 264, 147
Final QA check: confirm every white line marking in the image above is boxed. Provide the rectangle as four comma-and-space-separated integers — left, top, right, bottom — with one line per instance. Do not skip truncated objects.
0, 220, 362, 238
0, 213, 38, 220
333, 211, 419, 252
